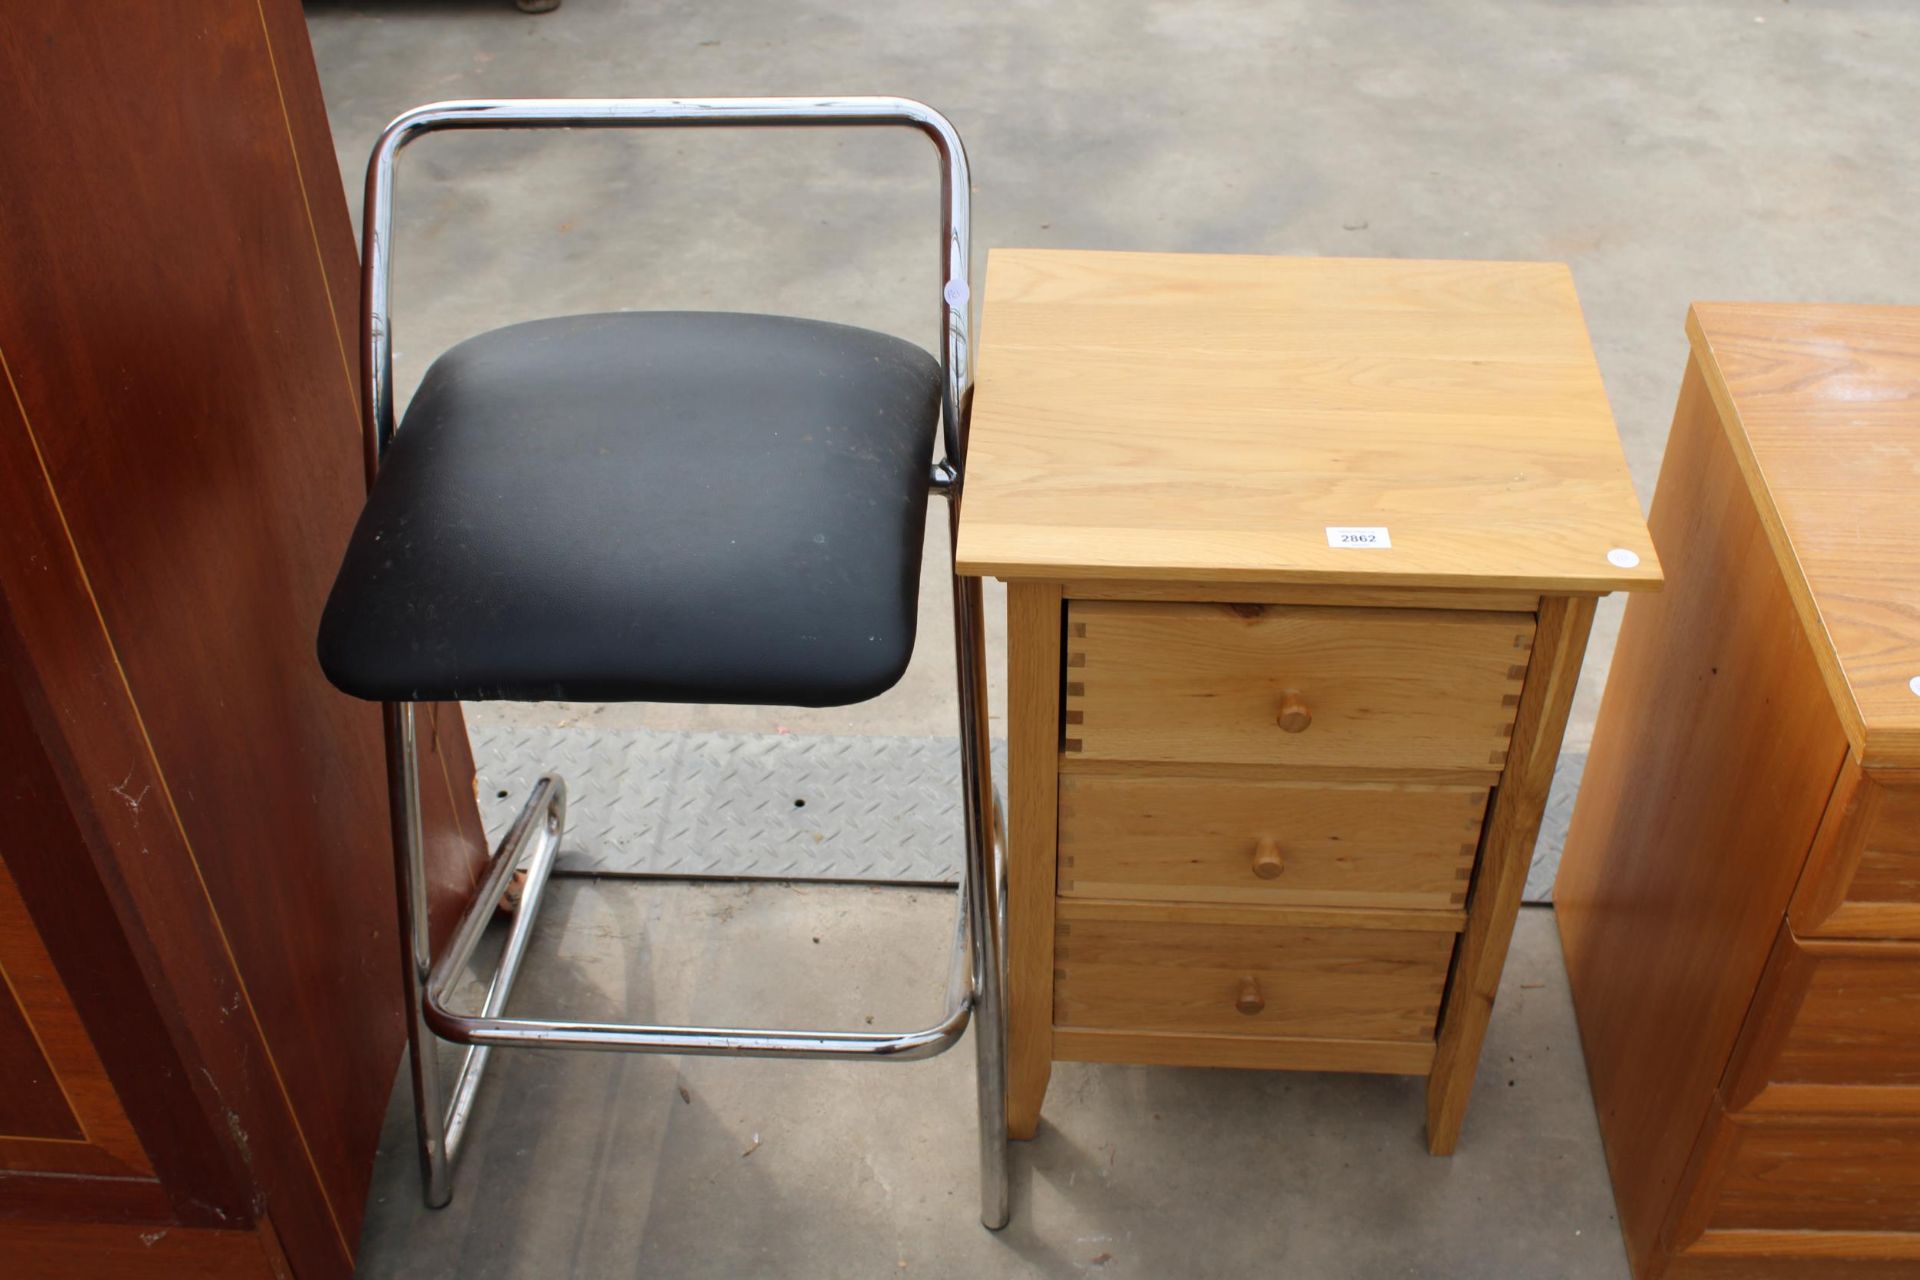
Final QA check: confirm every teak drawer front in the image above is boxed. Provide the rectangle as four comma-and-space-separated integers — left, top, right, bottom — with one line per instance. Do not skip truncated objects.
1063, 602, 1535, 772
1058, 774, 1487, 910
1723, 925, 1920, 1117
1679, 1105, 1920, 1238
1052, 905, 1456, 1043
1793, 761, 1920, 940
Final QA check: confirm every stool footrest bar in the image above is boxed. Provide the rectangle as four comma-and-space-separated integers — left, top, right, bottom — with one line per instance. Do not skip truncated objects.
421, 774, 978, 1072
424, 1006, 971, 1061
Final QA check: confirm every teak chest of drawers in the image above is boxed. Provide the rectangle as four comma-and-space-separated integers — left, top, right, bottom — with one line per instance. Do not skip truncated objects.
953, 249, 1661, 1152
1556, 303, 1920, 1278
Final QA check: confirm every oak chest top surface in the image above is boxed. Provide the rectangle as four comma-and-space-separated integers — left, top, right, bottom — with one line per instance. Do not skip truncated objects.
1688, 302, 1920, 769
953, 249, 1662, 594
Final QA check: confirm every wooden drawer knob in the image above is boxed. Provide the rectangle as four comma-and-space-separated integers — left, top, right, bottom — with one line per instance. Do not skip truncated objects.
1251, 836, 1285, 879
1236, 977, 1265, 1016
1276, 691, 1312, 733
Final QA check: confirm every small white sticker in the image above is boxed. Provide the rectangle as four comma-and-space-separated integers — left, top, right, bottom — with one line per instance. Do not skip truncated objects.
943, 278, 969, 308
1607, 547, 1641, 569
1326, 526, 1391, 549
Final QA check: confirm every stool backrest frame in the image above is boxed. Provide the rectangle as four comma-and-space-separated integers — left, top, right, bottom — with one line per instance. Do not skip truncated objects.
359, 96, 974, 488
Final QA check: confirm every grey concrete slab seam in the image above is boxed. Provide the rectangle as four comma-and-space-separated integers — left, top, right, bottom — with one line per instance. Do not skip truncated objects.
470, 724, 1007, 883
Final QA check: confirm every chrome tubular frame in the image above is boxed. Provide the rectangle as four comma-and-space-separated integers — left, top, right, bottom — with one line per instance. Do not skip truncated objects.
365, 97, 1008, 1230
361, 97, 973, 481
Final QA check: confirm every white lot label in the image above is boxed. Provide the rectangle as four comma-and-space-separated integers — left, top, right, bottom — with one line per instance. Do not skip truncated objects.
1326, 526, 1392, 549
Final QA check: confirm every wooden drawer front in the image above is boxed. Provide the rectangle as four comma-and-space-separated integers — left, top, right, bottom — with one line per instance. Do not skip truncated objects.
1793, 762, 1920, 940
1724, 927, 1920, 1116
1052, 905, 1455, 1042
1058, 774, 1486, 911
1064, 602, 1534, 772
1702, 1115, 1920, 1235
1669, 1232, 1920, 1278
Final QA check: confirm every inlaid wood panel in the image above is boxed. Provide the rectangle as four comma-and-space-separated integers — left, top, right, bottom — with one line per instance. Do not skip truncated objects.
0, 638, 225, 1223
1064, 601, 1534, 771
0, 1222, 285, 1280
0, 857, 150, 1178
1058, 773, 1485, 910
0, 3, 485, 1274
0, 950, 80, 1145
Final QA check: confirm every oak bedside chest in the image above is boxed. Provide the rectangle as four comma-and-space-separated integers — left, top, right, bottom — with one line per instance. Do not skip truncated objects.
952, 249, 1661, 1153
1556, 304, 1920, 1278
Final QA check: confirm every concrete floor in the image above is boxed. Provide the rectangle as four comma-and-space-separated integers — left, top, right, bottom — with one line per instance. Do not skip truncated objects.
356, 890, 1614, 1280
304, 0, 1920, 1274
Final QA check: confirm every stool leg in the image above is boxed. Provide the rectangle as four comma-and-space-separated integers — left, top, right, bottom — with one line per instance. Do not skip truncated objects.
952, 571, 1010, 1230
384, 703, 453, 1208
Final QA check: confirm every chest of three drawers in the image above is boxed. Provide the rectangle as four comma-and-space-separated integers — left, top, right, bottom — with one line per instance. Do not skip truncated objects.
1003, 583, 1598, 1152
950, 248, 1662, 1152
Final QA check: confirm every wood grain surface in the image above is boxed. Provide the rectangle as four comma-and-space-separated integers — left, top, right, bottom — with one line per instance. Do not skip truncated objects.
0, 863, 87, 1148
1060, 580, 1542, 612
1424, 592, 1594, 1155
1051, 1027, 1436, 1076
955, 250, 1662, 593
0, 859, 151, 1178
969, 252, 1647, 1156
1053, 909, 1454, 1043
0, 645, 245, 1225
0, 3, 485, 1273
1689, 302, 1920, 768
1792, 760, 1920, 939
1064, 601, 1534, 771
1702, 1113, 1920, 1235
1058, 773, 1485, 910
0, 1222, 286, 1280
1722, 925, 1920, 1116
1669, 1229, 1920, 1279
1553, 354, 1851, 1277
1003, 581, 1063, 1140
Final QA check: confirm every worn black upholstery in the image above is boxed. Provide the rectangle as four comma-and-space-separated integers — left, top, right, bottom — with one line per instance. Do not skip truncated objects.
317, 311, 941, 705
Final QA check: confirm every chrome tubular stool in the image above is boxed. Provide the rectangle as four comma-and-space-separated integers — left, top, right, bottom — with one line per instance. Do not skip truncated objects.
315, 98, 1008, 1230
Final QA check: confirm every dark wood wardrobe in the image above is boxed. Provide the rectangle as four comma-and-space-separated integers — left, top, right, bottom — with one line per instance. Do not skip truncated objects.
0, 4, 487, 1275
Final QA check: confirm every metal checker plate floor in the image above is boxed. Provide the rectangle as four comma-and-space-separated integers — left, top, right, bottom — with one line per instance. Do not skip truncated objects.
470, 725, 1007, 884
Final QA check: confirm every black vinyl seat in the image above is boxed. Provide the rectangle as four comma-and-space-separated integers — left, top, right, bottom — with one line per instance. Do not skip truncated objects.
317, 310, 941, 706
